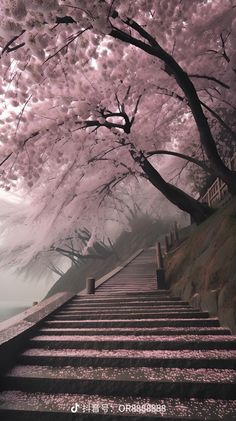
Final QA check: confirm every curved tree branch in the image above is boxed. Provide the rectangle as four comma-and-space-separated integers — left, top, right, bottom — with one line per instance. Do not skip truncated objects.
110, 20, 236, 191
146, 150, 213, 173
200, 100, 236, 141
155, 86, 236, 142
189, 74, 230, 90
130, 150, 214, 224
0, 30, 25, 57
0, 152, 13, 168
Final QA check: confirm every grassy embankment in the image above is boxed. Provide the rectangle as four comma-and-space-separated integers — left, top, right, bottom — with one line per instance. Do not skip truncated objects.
166, 198, 236, 333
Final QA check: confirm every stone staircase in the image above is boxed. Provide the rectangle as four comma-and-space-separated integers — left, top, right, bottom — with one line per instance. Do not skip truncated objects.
0, 248, 236, 420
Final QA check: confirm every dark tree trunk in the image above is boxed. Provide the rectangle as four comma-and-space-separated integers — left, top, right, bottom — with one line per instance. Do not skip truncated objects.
111, 25, 236, 194
136, 154, 214, 225
167, 65, 236, 194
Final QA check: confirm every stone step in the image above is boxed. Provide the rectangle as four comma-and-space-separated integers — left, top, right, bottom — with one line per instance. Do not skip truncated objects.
98, 276, 156, 278
96, 290, 158, 293
3, 365, 236, 399
97, 284, 157, 287
100, 278, 156, 280
42, 318, 220, 328
2, 247, 234, 421
57, 304, 194, 313
73, 294, 182, 303
29, 335, 236, 351
96, 283, 156, 285
73, 297, 173, 302
55, 307, 196, 315
67, 299, 190, 305
84, 283, 162, 286
18, 348, 236, 369
96, 288, 157, 292
77, 291, 171, 297
71, 294, 180, 306
1, 391, 235, 420
97, 278, 156, 281
99, 282, 156, 285
100, 273, 156, 275
64, 301, 190, 308
49, 311, 210, 320
96, 291, 160, 295
37, 327, 232, 336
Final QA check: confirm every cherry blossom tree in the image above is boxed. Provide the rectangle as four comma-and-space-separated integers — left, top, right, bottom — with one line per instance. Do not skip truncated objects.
0, 0, 236, 267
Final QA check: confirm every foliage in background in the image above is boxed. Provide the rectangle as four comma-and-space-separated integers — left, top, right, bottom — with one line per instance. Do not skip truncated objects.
0, 0, 235, 272
46, 210, 172, 296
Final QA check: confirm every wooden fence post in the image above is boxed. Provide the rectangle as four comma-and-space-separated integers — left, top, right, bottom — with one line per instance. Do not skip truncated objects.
156, 242, 164, 269
165, 235, 169, 254
156, 268, 167, 290
156, 242, 167, 290
170, 231, 174, 249
86, 277, 95, 294
174, 221, 179, 243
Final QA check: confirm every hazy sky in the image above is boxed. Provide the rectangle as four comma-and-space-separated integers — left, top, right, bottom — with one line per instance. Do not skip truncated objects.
0, 268, 56, 304
0, 190, 58, 305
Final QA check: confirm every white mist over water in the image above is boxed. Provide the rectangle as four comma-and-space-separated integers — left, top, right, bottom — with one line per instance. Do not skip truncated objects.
0, 302, 29, 323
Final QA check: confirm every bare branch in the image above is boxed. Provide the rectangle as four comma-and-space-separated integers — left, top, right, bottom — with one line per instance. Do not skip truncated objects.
189, 74, 230, 89
130, 94, 142, 125
43, 26, 91, 64
55, 16, 76, 25
87, 144, 124, 164
76, 118, 126, 132
15, 94, 33, 134
51, 246, 106, 260
155, 86, 236, 141
0, 30, 25, 57
220, 32, 230, 63
123, 85, 131, 103
0, 152, 13, 168
200, 100, 236, 141
168, 159, 191, 184
123, 17, 158, 47
47, 262, 65, 277
115, 93, 122, 112
98, 172, 129, 195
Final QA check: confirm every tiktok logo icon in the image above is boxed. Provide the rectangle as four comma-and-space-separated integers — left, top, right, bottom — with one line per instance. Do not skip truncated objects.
71, 403, 80, 413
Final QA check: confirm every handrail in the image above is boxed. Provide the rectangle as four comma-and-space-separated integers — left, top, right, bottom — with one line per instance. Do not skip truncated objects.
199, 152, 236, 207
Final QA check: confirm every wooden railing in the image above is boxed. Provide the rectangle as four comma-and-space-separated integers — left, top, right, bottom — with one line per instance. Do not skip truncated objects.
199, 152, 236, 207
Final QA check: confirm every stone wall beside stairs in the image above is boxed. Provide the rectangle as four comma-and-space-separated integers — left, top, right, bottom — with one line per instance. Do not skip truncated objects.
165, 198, 236, 334
169, 282, 236, 335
